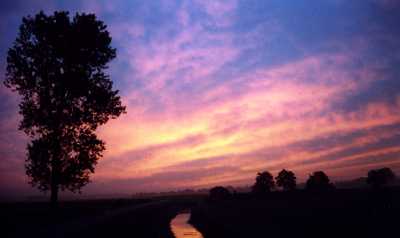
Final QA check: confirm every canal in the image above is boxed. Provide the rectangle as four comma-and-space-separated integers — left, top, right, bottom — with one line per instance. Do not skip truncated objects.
170, 211, 203, 238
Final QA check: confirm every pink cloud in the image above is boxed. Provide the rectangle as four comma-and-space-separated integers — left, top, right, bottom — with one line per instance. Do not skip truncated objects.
2, 1, 399, 195
194, 0, 238, 27
90, 49, 400, 192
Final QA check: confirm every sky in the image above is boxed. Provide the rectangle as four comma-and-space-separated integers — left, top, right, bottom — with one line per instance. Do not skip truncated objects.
1, 0, 400, 197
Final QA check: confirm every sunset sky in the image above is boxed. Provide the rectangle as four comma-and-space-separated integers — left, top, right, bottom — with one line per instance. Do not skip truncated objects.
1, 0, 400, 197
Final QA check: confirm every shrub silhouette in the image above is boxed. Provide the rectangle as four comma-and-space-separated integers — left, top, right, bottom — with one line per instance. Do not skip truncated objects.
305, 171, 335, 191
4, 11, 126, 206
209, 186, 231, 201
367, 167, 396, 189
276, 169, 296, 191
252, 171, 275, 194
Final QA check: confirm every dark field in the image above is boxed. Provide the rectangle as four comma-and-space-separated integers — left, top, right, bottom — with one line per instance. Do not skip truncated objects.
190, 188, 400, 238
2, 189, 399, 238
1, 195, 204, 238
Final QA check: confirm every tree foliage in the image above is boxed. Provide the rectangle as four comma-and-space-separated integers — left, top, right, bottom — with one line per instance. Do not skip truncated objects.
252, 171, 275, 194
276, 169, 296, 191
4, 11, 126, 203
209, 186, 231, 201
367, 167, 396, 189
305, 171, 335, 191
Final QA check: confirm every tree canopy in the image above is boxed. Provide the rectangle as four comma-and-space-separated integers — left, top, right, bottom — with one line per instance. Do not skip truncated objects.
209, 186, 232, 201
367, 167, 396, 189
276, 169, 296, 191
305, 171, 335, 191
4, 11, 126, 205
252, 171, 275, 194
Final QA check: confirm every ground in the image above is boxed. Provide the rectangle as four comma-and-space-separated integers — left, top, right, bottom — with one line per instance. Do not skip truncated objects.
1, 195, 203, 238
190, 188, 400, 238
2, 189, 399, 238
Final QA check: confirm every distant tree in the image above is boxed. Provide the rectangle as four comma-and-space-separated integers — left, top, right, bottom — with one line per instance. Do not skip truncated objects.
252, 171, 275, 194
4, 11, 126, 207
367, 168, 396, 189
209, 186, 231, 201
225, 185, 237, 195
305, 171, 335, 191
276, 169, 296, 191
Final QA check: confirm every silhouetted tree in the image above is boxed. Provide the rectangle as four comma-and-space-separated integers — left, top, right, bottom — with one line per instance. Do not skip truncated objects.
209, 186, 231, 201
4, 11, 126, 207
252, 171, 275, 194
276, 169, 296, 191
305, 171, 335, 191
367, 168, 396, 189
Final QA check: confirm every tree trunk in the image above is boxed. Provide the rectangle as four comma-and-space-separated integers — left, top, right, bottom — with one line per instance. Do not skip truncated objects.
50, 168, 59, 209
50, 182, 58, 208
50, 147, 60, 209
50, 131, 61, 209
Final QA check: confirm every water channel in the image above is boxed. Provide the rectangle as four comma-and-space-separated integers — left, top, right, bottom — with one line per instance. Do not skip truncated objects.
170, 212, 203, 238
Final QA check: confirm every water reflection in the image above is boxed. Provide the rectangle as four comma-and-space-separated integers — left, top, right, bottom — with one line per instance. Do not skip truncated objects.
170, 212, 203, 238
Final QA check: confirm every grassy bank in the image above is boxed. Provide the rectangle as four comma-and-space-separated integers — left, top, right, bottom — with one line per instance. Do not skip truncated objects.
1, 198, 150, 237
1, 195, 204, 238
190, 188, 400, 238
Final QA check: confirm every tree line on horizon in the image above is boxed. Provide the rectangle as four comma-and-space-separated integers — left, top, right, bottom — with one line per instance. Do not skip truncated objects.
209, 167, 397, 200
